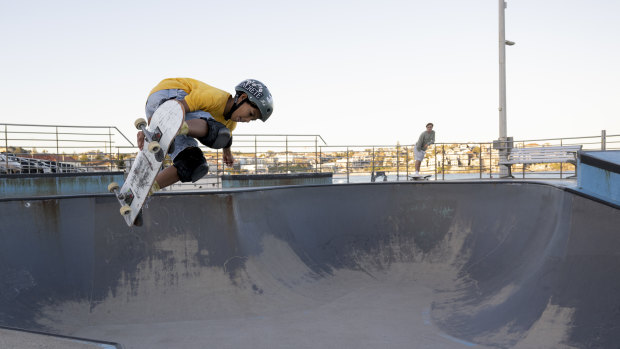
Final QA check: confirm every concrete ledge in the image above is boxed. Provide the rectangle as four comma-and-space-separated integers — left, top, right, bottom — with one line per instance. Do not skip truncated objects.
0, 172, 125, 198
580, 151, 620, 174
577, 151, 620, 205
222, 172, 332, 188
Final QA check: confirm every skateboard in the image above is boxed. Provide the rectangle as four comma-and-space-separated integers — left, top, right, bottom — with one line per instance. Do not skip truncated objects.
108, 100, 187, 226
409, 174, 431, 181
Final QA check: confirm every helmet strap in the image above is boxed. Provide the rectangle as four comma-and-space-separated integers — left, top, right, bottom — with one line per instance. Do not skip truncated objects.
224, 93, 248, 120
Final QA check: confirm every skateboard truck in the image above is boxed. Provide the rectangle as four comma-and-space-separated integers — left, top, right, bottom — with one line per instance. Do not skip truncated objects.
135, 118, 162, 154
135, 118, 188, 162
108, 182, 133, 216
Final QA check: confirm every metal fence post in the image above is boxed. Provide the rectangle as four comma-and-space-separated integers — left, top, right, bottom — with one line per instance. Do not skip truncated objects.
489, 143, 493, 178
55, 127, 60, 157
372, 147, 375, 178
406, 147, 409, 179
442, 144, 445, 181
315, 136, 318, 173
108, 127, 113, 160
3, 125, 7, 170
346, 147, 350, 183
560, 138, 563, 178
602, 130, 607, 150
479, 143, 483, 179
217, 149, 221, 185
433, 145, 437, 180
254, 135, 258, 174
286, 136, 289, 173
396, 144, 400, 182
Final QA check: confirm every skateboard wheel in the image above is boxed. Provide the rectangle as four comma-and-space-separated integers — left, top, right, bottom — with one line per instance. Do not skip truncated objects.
108, 182, 119, 193
134, 118, 147, 130
120, 205, 131, 216
178, 122, 189, 136
148, 141, 161, 153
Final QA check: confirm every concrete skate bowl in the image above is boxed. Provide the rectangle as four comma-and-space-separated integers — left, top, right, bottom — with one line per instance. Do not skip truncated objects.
1, 182, 619, 348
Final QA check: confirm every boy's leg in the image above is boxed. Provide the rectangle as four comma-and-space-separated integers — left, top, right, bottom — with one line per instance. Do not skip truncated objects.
151, 109, 216, 191
199, 118, 231, 149
148, 109, 225, 192
145, 89, 188, 118
152, 147, 208, 191
172, 146, 209, 183
152, 133, 207, 191
184, 113, 231, 149
153, 166, 180, 189
186, 119, 207, 137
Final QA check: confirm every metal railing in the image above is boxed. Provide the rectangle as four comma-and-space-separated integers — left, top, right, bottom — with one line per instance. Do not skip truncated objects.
1, 123, 134, 173
2, 123, 618, 186
166, 134, 328, 190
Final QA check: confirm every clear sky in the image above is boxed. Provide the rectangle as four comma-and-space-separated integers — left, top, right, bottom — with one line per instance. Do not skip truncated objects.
1, 0, 618, 146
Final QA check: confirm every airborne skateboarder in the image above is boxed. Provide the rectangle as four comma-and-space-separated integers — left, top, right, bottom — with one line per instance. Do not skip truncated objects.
137, 78, 274, 192
129, 78, 274, 226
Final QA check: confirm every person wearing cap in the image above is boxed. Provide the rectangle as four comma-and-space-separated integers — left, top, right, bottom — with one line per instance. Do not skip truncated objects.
137, 77, 274, 192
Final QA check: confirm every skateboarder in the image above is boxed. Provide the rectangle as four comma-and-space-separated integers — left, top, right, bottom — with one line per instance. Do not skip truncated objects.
137, 78, 274, 193
414, 123, 435, 176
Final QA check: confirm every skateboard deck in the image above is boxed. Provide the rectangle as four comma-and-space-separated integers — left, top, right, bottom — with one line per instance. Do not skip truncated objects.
109, 100, 185, 226
409, 174, 431, 181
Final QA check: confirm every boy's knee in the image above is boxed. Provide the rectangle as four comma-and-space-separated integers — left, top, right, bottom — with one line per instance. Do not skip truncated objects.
196, 118, 232, 149
173, 147, 207, 183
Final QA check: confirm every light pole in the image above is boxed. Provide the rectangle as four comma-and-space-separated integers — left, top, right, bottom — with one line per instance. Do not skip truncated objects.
498, 0, 514, 176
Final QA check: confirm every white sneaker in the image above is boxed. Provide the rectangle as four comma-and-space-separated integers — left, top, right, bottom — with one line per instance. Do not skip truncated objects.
414, 172, 420, 176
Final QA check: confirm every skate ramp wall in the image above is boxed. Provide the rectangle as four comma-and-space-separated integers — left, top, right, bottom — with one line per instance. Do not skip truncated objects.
0, 172, 125, 198
578, 150, 620, 205
0, 182, 619, 348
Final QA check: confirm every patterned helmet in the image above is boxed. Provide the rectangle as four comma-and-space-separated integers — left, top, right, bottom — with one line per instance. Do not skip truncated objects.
235, 79, 274, 122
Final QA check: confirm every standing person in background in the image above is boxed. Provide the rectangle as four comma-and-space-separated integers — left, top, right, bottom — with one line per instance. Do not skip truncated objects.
414, 123, 435, 176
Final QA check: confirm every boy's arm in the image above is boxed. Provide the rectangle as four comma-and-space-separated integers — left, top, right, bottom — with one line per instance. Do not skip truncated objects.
222, 147, 234, 166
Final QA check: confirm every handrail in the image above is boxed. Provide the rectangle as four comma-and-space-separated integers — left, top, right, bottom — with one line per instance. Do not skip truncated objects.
1, 123, 618, 182
233, 133, 327, 144
1, 123, 135, 148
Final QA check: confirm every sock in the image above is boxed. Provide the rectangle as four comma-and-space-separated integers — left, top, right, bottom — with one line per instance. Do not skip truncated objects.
148, 180, 160, 196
